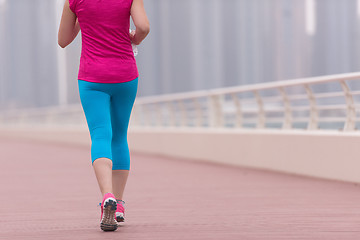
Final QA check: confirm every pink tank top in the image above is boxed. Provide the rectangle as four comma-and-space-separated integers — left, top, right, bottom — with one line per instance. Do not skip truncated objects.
69, 0, 138, 83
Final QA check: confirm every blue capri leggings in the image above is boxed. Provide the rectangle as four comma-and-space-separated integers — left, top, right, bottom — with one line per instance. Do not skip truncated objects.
78, 78, 138, 170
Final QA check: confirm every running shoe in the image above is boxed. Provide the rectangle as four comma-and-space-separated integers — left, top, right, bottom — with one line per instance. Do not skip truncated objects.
100, 192, 118, 231
115, 200, 125, 222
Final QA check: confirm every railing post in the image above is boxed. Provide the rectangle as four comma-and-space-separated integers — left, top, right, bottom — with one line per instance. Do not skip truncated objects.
192, 98, 203, 127
177, 100, 187, 127
340, 80, 356, 131
18, 112, 27, 126
304, 84, 318, 130
155, 104, 162, 127
143, 105, 151, 127
278, 87, 292, 129
167, 101, 176, 127
137, 105, 143, 127
131, 105, 141, 127
208, 94, 223, 127
46, 109, 56, 125
253, 90, 265, 128
231, 93, 242, 128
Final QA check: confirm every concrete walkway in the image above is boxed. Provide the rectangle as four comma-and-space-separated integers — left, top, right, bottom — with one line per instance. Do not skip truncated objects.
1, 134, 360, 239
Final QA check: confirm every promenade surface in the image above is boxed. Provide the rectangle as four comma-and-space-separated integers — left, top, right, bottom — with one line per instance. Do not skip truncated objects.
1, 131, 360, 239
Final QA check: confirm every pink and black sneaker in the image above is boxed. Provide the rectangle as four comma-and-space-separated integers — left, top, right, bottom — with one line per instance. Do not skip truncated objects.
115, 200, 125, 222
100, 193, 118, 231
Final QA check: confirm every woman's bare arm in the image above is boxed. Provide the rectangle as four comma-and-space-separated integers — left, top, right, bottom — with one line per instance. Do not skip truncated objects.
130, 0, 150, 45
58, 0, 80, 48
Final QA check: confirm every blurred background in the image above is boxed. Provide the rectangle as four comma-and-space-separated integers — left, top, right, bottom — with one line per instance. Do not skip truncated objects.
3, 2, 360, 238
1, 0, 360, 110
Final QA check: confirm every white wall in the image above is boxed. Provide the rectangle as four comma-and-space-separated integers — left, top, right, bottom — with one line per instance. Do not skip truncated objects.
1, 124, 360, 183
127, 127, 360, 183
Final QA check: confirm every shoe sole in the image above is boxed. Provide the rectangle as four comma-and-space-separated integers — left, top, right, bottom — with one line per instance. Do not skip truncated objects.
116, 204, 125, 222
100, 198, 118, 231
116, 215, 125, 222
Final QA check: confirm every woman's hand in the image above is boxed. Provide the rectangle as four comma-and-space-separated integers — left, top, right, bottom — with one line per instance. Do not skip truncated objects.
129, 30, 136, 44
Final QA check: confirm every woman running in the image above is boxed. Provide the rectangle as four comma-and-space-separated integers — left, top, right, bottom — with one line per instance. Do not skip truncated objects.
58, 0, 149, 231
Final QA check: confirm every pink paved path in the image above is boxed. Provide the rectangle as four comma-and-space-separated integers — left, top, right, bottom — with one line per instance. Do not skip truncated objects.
1, 135, 360, 239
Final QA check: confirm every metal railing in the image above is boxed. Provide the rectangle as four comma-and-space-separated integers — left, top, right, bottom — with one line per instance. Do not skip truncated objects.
0, 104, 85, 127
2, 72, 360, 131
131, 72, 360, 131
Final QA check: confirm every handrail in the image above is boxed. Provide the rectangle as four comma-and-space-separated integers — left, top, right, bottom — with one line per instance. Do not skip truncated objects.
131, 72, 360, 131
135, 72, 360, 104
2, 72, 360, 131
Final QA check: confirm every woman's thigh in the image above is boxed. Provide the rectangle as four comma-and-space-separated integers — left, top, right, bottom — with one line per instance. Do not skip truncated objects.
78, 80, 112, 142
110, 78, 138, 140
